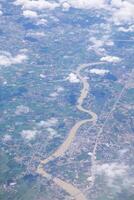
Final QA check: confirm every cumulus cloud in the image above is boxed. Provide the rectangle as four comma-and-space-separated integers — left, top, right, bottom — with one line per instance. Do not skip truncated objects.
111, 0, 134, 25
37, 118, 58, 137
66, 73, 80, 83
0, 51, 28, 67
23, 10, 38, 18
56, 86, 64, 92
13, 0, 134, 27
13, 0, 108, 12
49, 86, 64, 98
65, 0, 134, 26
0, 4, 3, 16
96, 162, 128, 178
62, 0, 134, 26
94, 162, 134, 191
21, 130, 37, 140
14, 0, 59, 10
100, 55, 121, 63
88, 36, 114, 55
49, 92, 59, 97
47, 127, 57, 136
88, 37, 106, 55
36, 18, 48, 25
90, 68, 109, 75
15, 105, 30, 115
37, 117, 58, 128
27, 31, 45, 37
2, 134, 12, 142
95, 162, 128, 186
118, 25, 134, 32
13, 54, 28, 63
64, 0, 107, 10
62, 2, 70, 11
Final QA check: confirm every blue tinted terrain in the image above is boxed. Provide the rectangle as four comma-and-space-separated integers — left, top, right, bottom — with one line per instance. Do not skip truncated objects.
0, 1, 134, 200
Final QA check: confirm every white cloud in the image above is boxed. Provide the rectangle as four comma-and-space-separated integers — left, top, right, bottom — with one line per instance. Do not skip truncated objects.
88, 37, 106, 55
14, 0, 59, 10
100, 55, 121, 63
47, 127, 57, 136
62, 1, 134, 26
21, 130, 37, 140
88, 36, 114, 55
64, 0, 107, 10
49, 92, 58, 97
2, 134, 12, 142
66, 73, 80, 83
36, 18, 48, 25
87, 176, 93, 182
118, 25, 134, 32
0, 51, 28, 67
49, 86, 64, 98
95, 162, 128, 186
111, 0, 134, 25
62, 2, 70, 11
56, 86, 64, 92
19, 48, 28, 53
12, 54, 28, 63
15, 105, 30, 115
95, 162, 134, 191
90, 68, 109, 75
37, 117, 58, 128
90, 37, 105, 47
13, 0, 134, 26
63, 0, 134, 26
0, 4, 3, 16
96, 162, 128, 178
23, 10, 38, 18
40, 74, 46, 78
111, 0, 122, 7
26, 31, 45, 37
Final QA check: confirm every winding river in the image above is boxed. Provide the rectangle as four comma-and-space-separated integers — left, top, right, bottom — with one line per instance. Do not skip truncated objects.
36, 62, 104, 200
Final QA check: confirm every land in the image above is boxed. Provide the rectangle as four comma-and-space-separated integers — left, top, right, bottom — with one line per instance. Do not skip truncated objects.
0, 1, 134, 200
